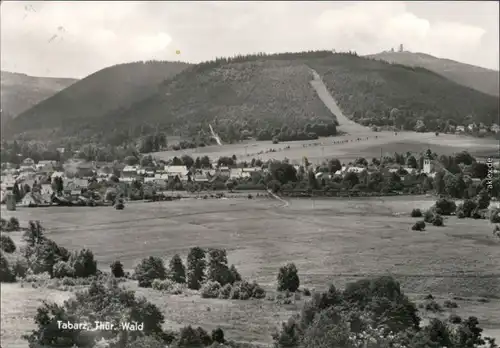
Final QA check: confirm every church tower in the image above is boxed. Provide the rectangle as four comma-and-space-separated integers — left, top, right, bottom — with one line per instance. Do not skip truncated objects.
423, 149, 432, 174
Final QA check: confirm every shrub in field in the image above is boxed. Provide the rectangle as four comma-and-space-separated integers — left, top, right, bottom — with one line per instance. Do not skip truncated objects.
1, 217, 20, 232
211, 328, 225, 343
426, 300, 443, 312
52, 261, 75, 278
25, 239, 70, 276
449, 314, 463, 324
229, 280, 266, 300
186, 247, 206, 290
218, 283, 233, 299
476, 190, 491, 210
432, 214, 444, 226
201, 280, 221, 298
424, 210, 436, 223
303, 288, 312, 296
0, 251, 16, 282
457, 210, 466, 219
69, 249, 97, 278
411, 208, 423, 217
490, 209, 500, 223
168, 254, 186, 283
435, 198, 457, 215
176, 325, 212, 347
0, 234, 16, 253
462, 199, 478, 217
277, 263, 300, 292
412, 220, 426, 231
134, 256, 167, 288
444, 300, 458, 308
12, 256, 29, 278
110, 260, 125, 278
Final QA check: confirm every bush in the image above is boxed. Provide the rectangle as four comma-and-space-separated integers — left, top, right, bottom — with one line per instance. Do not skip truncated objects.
435, 198, 457, 215
425, 300, 443, 312
277, 263, 300, 292
176, 325, 212, 347
444, 300, 458, 308
151, 278, 185, 294
490, 209, 500, 223
411, 208, 423, 217
168, 254, 186, 283
449, 314, 462, 324
432, 214, 444, 226
0, 234, 16, 253
218, 283, 233, 299
211, 328, 225, 343
69, 249, 97, 278
412, 220, 426, 231
303, 288, 312, 296
134, 256, 167, 288
201, 280, 221, 298
110, 260, 125, 278
228, 264, 242, 284
457, 210, 466, 219
12, 256, 29, 278
229, 280, 266, 300
0, 251, 16, 282
424, 210, 436, 223
462, 199, 478, 217
52, 261, 75, 278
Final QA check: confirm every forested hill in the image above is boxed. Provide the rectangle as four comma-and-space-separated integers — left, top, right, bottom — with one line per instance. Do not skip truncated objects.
0, 70, 77, 126
6, 60, 190, 137
6, 51, 499, 147
366, 51, 499, 96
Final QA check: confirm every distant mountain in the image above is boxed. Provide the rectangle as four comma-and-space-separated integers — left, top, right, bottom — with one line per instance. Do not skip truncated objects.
6, 60, 191, 137
6, 52, 499, 146
365, 51, 499, 96
0, 70, 77, 122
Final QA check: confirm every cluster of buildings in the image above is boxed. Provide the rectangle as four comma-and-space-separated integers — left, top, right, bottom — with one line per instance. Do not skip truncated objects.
452, 123, 500, 135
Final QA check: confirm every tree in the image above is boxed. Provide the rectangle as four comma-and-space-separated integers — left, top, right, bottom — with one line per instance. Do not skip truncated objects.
0, 235, 16, 253
0, 251, 16, 282
434, 171, 446, 194
69, 249, 97, 278
168, 254, 186, 283
110, 260, 125, 278
406, 155, 418, 169
308, 170, 318, 190
124, 156, 139, 166
211, 328, 225, 343
206, 249, 232, 286
134, 256, 167, 288
186, 247, 206, 290
277, 263, 300, 292
470, 162, 489, 179
343, 172, 359, 189
328, 158, 341, 173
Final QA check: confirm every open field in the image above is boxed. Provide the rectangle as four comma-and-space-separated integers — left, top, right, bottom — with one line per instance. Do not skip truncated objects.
1, 196, 499, 346
153, 132, 498, 165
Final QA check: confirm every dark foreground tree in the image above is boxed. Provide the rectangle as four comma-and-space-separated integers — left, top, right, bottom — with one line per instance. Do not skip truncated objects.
277, 263, 300, 292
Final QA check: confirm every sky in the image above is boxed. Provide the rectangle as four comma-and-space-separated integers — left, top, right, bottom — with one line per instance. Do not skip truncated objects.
1, 1, 498, 78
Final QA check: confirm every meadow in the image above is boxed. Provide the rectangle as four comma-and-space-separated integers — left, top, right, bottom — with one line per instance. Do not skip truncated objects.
153, 131, 499, 165
1, 195, 499, 347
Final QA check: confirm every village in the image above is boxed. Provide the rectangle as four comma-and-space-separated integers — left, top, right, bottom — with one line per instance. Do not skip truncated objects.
1, 143, 497, 209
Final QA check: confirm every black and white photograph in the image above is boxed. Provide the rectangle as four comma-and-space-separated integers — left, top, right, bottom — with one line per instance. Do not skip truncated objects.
0, 1, 499, 347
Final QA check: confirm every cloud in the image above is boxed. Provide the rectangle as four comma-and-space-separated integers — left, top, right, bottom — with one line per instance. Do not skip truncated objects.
0, 1, 496, 77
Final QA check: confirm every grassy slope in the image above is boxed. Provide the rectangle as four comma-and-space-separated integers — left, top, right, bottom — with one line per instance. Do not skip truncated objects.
1, 197, 499, 346
366, 51, 500, 96
8, 61, 190, 136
